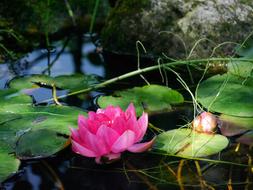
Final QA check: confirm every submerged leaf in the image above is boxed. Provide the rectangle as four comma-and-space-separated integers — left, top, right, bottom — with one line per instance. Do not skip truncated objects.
98, 85, 184, 116
154, 128, 229, 157
197, 74, 253, 117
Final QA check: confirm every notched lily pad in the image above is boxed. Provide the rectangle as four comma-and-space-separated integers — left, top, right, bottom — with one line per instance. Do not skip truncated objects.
0, 88, 87, 182
98, 85, 184, 116
0, 103, 87, 159
154, 128, 229, 157
8, 74, 99, 92
16, 129, 69, 159
197, 74, 253, 117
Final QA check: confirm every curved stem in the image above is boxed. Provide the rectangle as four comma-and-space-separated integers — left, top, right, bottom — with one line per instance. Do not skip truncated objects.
36, 57, 253, 105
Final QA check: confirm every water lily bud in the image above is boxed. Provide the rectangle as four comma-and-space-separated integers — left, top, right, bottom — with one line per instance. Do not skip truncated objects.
192, 112, 217, 133
70, 103, 154, 164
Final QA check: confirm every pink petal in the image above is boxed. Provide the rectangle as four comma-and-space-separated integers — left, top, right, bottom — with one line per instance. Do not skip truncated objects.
111, 130, 136, 153
70, 128, 80, 142
79, 125, 108, 156
78, 115, 88, 128
125, 114, 139, 135
71, 140, 97, 157
96, 125, 119, 150
88, 111, 97, 120
125, 103, 136, 119
135, 112, 148, 141
86, 120, 101, 134
104, 105, 123, 120
127, 137, 155, 153
95, 113, 111, 123
111, 116, 128, 135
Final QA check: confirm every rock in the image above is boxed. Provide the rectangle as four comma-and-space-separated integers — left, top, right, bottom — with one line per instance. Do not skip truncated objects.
101, 0, 253, 59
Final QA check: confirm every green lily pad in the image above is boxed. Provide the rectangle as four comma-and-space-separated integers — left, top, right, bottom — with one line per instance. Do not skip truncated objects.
219, 114, 253, 136
0, 141, 20, 183
15, 129, 70, 159
0, 89, 32, 105
0, 105, 86, 156
154, 128, 229, 157
0, 88, 87, 161
98, 85, 184, 116
227, 61, 253, 77
197, 74, 253, 117
8, 74, 99, 92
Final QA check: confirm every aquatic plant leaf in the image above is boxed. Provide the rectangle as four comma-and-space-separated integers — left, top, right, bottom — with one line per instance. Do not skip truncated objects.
236, 131, 253, 146
9, 74, 99, 92
8, 75, 53, 90
0, 141, 20, 183
0, 105, 86, 159
15, 129, 69, 159
98, 85, 184, 116
0, 89, 32, 105
236, 38, 253, 59
219, 114, 253, 136
154, 128, 229, 157
197, 74, 253, 117
227, 61, 253, 77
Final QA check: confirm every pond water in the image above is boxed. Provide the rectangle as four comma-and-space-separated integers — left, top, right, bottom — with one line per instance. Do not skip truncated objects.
0, 34, 253, 190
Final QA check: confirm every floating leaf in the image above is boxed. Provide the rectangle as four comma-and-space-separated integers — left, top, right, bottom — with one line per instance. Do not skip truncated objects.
154, 128, 229, 157
15, 129, 70, 159
0, 141, 20, 183
219, 114, 253, 136
8, 75, 53, 90
98, 85, 184, 116
9, 74, 99, 92
197, 74, 253, 117
0, 105, 86, 157
0, 89, 32, 105
227, 61, 253, 77
236, 131, 253, 146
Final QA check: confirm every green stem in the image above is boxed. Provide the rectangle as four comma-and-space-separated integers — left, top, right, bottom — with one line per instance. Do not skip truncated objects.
36, 57, 253, 105
64, 0, 76, 26
89, 0, 100, 33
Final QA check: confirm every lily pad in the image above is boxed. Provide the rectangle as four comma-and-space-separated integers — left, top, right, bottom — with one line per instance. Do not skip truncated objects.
98, 85, 184, 116
219, 114, 253, 136
154, 128, 229, 157
15, 129, 70, 159
0, 141, 20, 183
227, 61, 253, 78
0, 87, 87, 182
236, 131, 253, 146
0, 105, 86, 157
8, 74, 99, 92
197, 74, 253, 117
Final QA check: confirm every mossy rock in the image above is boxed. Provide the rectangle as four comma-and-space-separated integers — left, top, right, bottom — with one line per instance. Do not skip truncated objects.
101, 0, 253, 59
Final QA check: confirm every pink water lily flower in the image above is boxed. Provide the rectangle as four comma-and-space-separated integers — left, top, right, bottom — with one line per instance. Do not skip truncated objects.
70, 103, 154, 163
192, 112, 217, 133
